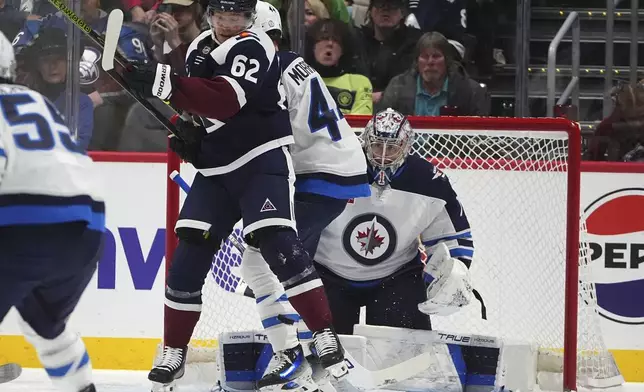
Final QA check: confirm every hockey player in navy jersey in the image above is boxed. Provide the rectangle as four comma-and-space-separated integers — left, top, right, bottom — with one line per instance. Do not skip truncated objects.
120, 0, 352, 389
0, 31, 105, 392
314, 108, 477, 334
233, 3, 369, 390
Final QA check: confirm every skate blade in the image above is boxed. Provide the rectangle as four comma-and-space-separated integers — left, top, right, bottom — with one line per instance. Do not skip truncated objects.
151, 380, 178, 392
280, 375, 319, 392
325, 362, 349, 381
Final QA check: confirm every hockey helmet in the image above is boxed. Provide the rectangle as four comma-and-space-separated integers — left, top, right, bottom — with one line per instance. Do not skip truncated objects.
254, 1, 282, 39
0, 31, 16, 83
207, 0, 257, 39
363, 108, 415, 186
208, 0, 257, 13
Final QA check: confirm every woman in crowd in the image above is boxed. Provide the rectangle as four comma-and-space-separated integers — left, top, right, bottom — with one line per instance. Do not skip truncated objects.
305, 18, 373, 115
378, 31, 489, 117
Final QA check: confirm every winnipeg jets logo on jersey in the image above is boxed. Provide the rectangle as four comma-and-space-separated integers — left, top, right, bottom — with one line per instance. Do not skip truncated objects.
342, 213, 397, 266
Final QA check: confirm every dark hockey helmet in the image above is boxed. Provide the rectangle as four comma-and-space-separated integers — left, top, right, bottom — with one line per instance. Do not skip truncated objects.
207, 0, 257, 13
363, 108, 415, 187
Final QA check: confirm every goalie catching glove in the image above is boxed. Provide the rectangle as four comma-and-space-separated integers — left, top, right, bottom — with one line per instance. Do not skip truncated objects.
418, 242, 477, 317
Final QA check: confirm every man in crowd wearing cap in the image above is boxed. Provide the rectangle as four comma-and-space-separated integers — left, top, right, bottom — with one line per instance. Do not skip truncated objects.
357, 0, 421, 105
149, 0, 203, 69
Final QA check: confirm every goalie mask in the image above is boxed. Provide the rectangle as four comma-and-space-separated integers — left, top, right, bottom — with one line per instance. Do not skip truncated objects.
363, 108, 414, 187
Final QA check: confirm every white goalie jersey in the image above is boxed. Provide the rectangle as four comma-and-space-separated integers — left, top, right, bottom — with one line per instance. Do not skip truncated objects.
315, 155, 473, 281
278, 51, 367, 183
0, 84, 104, 228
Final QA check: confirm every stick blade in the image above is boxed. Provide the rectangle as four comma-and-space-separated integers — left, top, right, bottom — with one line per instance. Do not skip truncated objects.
102, 9, 124, 71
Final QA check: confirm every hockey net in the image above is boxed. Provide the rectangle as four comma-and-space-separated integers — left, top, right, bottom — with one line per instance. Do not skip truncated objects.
166, 116, 622, 391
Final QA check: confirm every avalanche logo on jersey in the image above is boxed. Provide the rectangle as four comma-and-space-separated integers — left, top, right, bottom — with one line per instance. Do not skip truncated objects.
342, 213, 397, 266
584, 188, 644, 325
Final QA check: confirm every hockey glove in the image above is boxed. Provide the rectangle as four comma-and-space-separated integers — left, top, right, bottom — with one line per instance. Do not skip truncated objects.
122, 63, 174, 100
418, 242, 473, 316
168, 134, 201, 164
175, 116, 207, 144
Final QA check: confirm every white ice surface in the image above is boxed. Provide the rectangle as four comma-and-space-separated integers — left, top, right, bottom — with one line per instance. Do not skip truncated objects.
4, 368, 644, 392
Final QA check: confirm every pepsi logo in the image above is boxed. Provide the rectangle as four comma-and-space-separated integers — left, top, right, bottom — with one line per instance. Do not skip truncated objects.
584, 188, 644, 325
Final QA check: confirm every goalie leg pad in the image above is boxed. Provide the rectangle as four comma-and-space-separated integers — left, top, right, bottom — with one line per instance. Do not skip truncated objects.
20, 319, 94, 392
240, 246, 300, 352
218, 331, 273, 392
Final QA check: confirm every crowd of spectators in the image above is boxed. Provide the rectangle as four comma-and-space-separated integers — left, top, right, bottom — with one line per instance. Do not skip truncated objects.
1, 0, 641, 162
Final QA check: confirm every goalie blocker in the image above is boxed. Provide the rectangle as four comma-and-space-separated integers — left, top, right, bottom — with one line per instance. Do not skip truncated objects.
215, 324, 590, 392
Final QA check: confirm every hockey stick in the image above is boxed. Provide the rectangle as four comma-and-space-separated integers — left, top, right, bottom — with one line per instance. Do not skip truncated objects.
0, 363, 22, 384
101, 9, 122, 72
45, 1, 181, 137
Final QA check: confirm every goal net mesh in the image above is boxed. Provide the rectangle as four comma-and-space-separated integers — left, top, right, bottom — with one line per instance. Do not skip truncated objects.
186, 123, 621, 388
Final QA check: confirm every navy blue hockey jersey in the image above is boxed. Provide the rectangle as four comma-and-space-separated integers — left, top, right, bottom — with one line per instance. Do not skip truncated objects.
174, 29, 291, 175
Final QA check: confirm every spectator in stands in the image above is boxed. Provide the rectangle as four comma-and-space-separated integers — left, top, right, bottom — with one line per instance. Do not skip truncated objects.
125, 0, 160, 23
16, 28, 94, 149
358, 0, 421, 105
306, 18, 372, 115
587, 82, 644, 162
150, 0, 202, 66
377, 31, 490, 116
1, 0, 39, 40
288, 0, 330, 30
115, 0, 201, 152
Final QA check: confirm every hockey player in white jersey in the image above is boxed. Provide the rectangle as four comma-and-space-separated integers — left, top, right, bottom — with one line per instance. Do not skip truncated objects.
313, 108, 477, 334
230, 2, 370, 390
0, 31, 105, 392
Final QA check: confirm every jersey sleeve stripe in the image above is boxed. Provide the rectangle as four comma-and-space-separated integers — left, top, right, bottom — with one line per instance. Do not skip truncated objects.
0, 147, 5, 157
0, 205, 105, 231
449, 247, 474, 258
218, 75, 247, 108
422, 230, 472, 247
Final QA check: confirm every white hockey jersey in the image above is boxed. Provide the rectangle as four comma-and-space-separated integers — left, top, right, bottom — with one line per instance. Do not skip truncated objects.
0, 85, 105, 230
315, 156, 473, 281
278, 51, 369, 199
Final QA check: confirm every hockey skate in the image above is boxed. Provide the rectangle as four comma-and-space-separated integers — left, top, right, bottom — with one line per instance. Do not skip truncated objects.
307, 355, 336, 392
79, 384, 97, 392
148, 346, 187, 392
258, 344, 318, 392
312, 328, 348, 380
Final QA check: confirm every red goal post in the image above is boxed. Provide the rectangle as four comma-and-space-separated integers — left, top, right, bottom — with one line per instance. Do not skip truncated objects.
164, 116, 624, 391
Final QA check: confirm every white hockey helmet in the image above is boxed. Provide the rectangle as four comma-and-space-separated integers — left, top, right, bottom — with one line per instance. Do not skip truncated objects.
0, 31, 16, 83
363, 108, 415, 187
254, 1, 282, 39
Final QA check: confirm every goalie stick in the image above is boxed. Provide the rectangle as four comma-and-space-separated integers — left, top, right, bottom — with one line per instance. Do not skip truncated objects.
44, 1, 182, 138
0, 363, 22, 384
